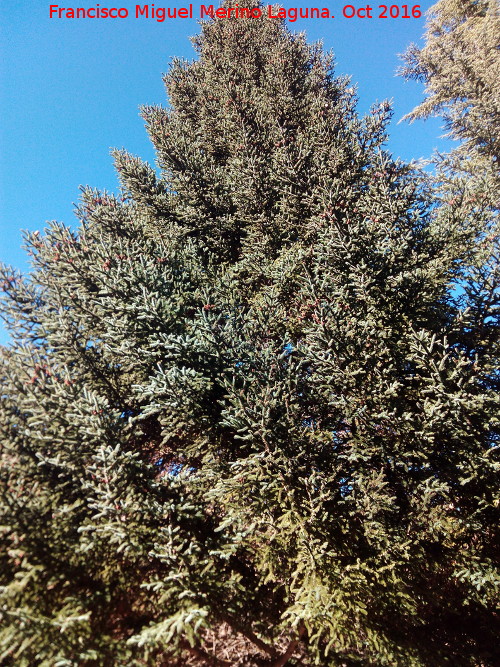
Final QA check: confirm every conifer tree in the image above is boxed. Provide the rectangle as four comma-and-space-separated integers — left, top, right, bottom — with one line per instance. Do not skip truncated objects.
401, 0, 499, 400
1, 4, 498, 665
400, 0, 499, 161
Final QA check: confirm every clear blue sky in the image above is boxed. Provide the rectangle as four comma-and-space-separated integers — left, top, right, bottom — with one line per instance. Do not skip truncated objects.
0, 0, 451, 344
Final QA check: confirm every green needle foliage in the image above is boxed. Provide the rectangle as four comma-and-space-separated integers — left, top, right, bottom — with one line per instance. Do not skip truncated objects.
400, 0, 499, 161
1, 3, 498, 665
401, 0, 499, 395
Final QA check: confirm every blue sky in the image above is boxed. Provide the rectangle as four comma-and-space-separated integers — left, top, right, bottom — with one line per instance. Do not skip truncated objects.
0, 0, 451, 344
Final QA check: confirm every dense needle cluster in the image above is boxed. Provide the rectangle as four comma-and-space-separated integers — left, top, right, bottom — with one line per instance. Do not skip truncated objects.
1, 2, 498, 665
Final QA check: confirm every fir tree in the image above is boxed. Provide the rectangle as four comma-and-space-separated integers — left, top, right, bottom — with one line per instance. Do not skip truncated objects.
1, 4, 498, 665
401, 0, 499, 396
400, 0, 499, 161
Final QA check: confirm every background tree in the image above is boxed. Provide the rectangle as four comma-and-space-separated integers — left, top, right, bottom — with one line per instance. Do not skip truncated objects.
400, 0, 499, 160
1, 3, 498, 665
401, 0, 499, 395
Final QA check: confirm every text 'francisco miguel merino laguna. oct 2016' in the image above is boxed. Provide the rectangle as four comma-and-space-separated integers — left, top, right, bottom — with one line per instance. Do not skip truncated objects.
48, 3, 424, 21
